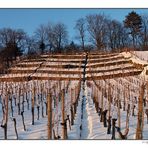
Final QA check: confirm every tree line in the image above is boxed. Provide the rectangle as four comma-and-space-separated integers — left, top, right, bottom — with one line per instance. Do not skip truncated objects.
0, 11, 148, 71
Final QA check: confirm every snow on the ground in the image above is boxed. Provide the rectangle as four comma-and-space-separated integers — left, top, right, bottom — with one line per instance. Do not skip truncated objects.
68, 80, 148, 139
0, 97, 48, 139
132, 51, 148, 62
0, 80, 80, 139
84, 84, 111, 139
121, 51, 148, 65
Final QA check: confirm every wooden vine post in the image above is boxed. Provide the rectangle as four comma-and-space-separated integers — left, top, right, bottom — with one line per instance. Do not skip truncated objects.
123, 86, 126, 111
128, 85, 130, 103
93, 86, 95, 104
18, 86, 21, 115
73, 87, 77, 115
107, 83, 111, 134
25, 82, 29, 110
41, 82, 44, 117
12, 118, 18, 139
32, 83, 35, 125
22, 84, 25, 112
100, 87, 104, 122
147, 81, 148, 106
91, 85, 94, 101
146, 81, 148, 124
70, 88, 74, 125
125, 84, 130, 130
47, 92, 52, 139
10, 86, 13, 117
75, 85, 78, 109
95, 88, 99, 113
58, 81, 61, 99
61, 89, 67, 139
117, 88, 121, 129
136, 83, 145, 139
125, 102, 130, 132
5, 86, 9, 139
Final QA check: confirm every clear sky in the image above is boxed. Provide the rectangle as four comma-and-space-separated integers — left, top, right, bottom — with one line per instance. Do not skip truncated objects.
0, 9, 148, 42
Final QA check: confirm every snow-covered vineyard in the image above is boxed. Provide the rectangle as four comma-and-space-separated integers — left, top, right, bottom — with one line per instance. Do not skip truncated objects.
0, 51, 148, 139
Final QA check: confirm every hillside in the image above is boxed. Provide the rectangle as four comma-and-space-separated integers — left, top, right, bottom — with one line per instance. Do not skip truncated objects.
0, 51, 148, 139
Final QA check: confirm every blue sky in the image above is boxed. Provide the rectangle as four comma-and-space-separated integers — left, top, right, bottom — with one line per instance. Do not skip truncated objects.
0, 9, 148, 42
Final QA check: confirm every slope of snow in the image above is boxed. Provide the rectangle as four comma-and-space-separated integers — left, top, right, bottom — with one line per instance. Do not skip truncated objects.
121, 51, 148, 65
132, 51, 148, 62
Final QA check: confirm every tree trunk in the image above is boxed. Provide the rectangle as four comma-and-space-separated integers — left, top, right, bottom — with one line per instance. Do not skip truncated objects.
132, 33, 135, 48
82, 36, 85, 51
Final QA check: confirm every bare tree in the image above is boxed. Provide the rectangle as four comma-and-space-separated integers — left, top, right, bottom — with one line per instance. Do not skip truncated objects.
75, 18, 86, 51
46, 22, 54, 52
34, 24, 47, 54
120, 27, 131, 50
53, 23, 68, 53
26, 36, 39, 57
140, 15, 148, 50
46, 22, 68, 53
107, 20, 130, 52
0, 28, 27, 67
86, 14, 108, 51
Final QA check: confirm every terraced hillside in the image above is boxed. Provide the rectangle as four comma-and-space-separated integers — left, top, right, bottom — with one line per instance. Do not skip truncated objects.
0, 51, 148, 139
